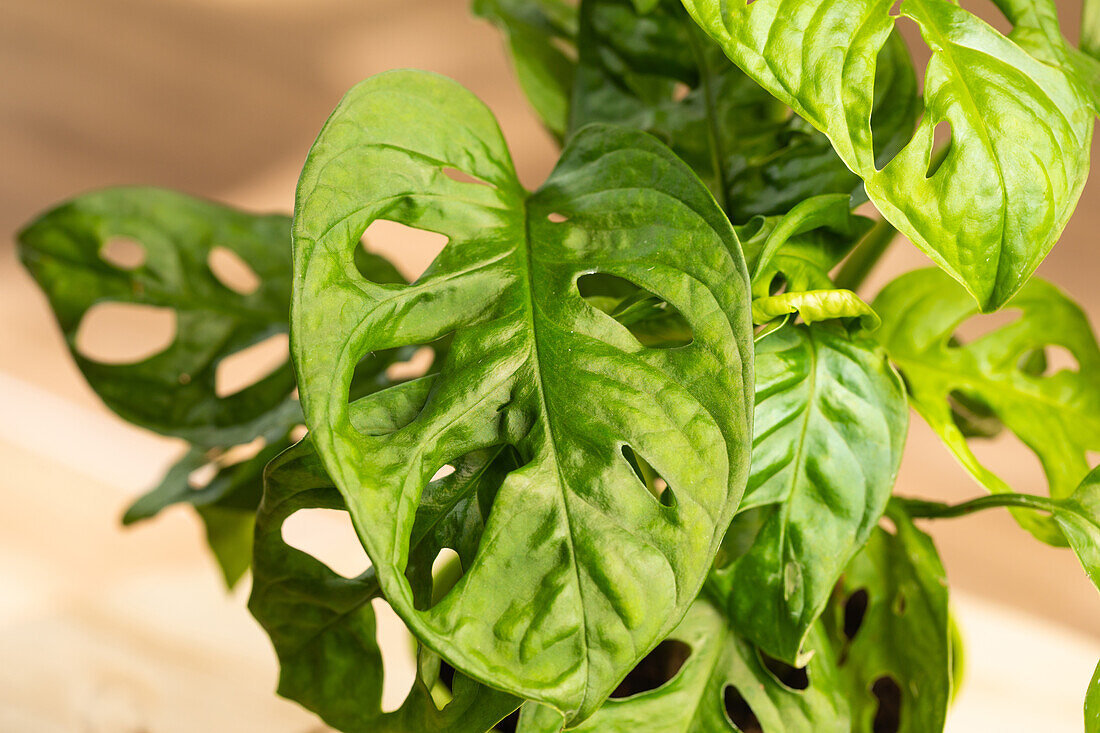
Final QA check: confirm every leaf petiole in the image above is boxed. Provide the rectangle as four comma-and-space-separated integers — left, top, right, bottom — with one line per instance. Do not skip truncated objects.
894, 493, 1062, 520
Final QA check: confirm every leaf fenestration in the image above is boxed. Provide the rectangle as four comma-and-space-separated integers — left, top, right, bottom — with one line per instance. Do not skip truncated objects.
291, 71, 754, 721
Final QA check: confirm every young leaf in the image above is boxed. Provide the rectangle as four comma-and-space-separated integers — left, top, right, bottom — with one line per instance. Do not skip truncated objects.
473, 0, 578, 138
874, 268, 1100, 544
514, 601, 849, 732
750, 291, 880, 331
570, 0, 918, 222
822, 507, 952, 733
712, 324, 908, 665
291, 70, 754, 721
682, 0, 1096, 311
249, 440, 520, 732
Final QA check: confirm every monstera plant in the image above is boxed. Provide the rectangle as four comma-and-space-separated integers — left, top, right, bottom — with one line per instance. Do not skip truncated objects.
17, 0, 1100, 730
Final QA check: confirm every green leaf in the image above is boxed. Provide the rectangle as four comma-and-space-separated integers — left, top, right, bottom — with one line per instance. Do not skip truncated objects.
681, 0, 1095, 310
712, 324, 908, 665
822, 507, 952, 733
249, 440, 520, 732
570, 0, 918, 222
1087, 657, 1100, 733
1085, 0, 1100, 60
751, 290, 880, 331
874, 268, 1100, 544
291, 70, 754, 721
515, 600, 849, 732
1054, 467, 1100, 590
473, 0, 578, 138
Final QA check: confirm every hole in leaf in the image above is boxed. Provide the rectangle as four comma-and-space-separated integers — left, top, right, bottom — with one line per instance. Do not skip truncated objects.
872, 676, 902, 733
431, 464, 456, 482
208, 246, 261, 296
671, 82, 691, 102
723, 685, 762, 733
371, 596, 417, 713
547, 212, 569, 223
100, 237, 145, 269
363, 219, 448, 283
925, 121, 952, 178
494, 708, 520, 732
1019, 345, 1079, 376
879, 516, 898, 535
442, 167, 494, 187
289, 424, 308, 442
893, 592, 907, 616
844, 588, 869, 640
578, 273, 693, 348
951, 308, 1022, 345
948, 389, 1003, 439
75, 303, 176, 364
760, 651, 809, 690
610, 639, 692, 698
715, 505, 772, 567
430, 548, 463, 608
188, 461, 218, 490
385, 346, 435, 381
281, 507, 370, 579
215, 333, 289, 398
621, 445, 676, 507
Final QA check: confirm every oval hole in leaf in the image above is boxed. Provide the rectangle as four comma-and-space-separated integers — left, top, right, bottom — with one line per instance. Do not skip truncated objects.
289, 424, 308, 442
671, 82, 691, 102
281, 507, 371, 579
925, 121, 952, 178
208, 246, 261, 296
494, 708, 520, 732
215, 332, 289, 398
75, 302, 176, 364
844, 588, 870, 640
100, 237, 145, 270
547, 212, 569, 223
609, 639, 692, 698
363, 219, 448, 283
948, 389, 1004, 439
386, 346, 436, 381
723, 685, 763, 733
371, 596, 417, 713
1020, 345, 1080, 376
621, 445, 676, 507
431, 464, 456, 482
577, 273, 693, 348
871, 676, 903, 733
430, 548, 463, 608
442, 167, 494, 187
759, 651, 809, 690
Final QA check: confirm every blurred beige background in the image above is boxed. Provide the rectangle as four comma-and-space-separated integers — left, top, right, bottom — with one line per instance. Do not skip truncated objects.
1, 0, 1099, 731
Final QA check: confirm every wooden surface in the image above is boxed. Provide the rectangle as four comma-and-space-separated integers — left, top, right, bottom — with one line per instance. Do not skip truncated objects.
2, 0, 1100, 730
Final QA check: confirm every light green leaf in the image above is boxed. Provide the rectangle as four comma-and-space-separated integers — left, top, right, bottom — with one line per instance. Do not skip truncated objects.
1085, 0, 1100, 60
249, 440, 520, 732
751, 290, 880, 331
1054, 467, 1100, 590
291, 71, 753, 721
822, 507, 952, 733
682, 0, 1095, 310
874, 268, 1100, 544
570, 0, 917, 222
1087, 657, 1100, 733
473, 0, 578, 138
712, 325, 908, 665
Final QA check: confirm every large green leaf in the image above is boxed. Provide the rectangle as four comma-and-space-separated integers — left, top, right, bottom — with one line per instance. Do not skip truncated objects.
250, 439, 520, 732
473, 0, 578, 138
822, 507, 952, 733
682, 0, 1095, 310
570, 0, 918, 222
712, 324, 908, 665
290, 70, 754, 721
874, 268, 1100, 544
515, 600, 849, 732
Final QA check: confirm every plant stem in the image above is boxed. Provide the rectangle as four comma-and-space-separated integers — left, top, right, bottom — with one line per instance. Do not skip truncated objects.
894, 493, 1061, 520
833, 216, 898, 292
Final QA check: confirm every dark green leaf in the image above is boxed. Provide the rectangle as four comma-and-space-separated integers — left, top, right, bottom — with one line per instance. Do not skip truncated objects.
291, 71, 754, 722
712, 324, 908, 665
682, 0, 1095, 310
874, 268, 1100, 544
249, 440, 520, 732
570, 0, 918, 222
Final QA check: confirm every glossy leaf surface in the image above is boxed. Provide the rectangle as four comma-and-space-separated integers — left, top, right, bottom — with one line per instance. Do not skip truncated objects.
291, 71, 753, 721
682, 0, 1095, 310
1055, 467, 1100, 590
751, 290, 880, 331
250, 439, 520, 732
713, 325, 908, 665
571, 0, 917, 222
874, 268, 1100, 543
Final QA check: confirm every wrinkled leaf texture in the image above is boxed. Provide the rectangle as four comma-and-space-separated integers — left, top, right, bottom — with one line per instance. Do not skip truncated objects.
290, 70, 753, 722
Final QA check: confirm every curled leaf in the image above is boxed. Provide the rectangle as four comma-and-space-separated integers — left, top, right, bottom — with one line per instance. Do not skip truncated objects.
751, 290, 880, 331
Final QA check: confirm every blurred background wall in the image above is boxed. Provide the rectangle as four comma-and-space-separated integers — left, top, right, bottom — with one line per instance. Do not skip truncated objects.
1, 1, 1098, 731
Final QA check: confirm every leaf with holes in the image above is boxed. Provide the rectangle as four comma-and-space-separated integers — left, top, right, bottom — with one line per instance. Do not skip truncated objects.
569, 0, 918, 222
682, 0, 1096, 310
711, 324, 908, 666
822, 506, 952, 733
874, 268, 1100, 544
513, 600, 849, 733
249, 438, 521, 732
291, 70, 754, 721
473, 0, 578, 138
1054, 467, 1100, 590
